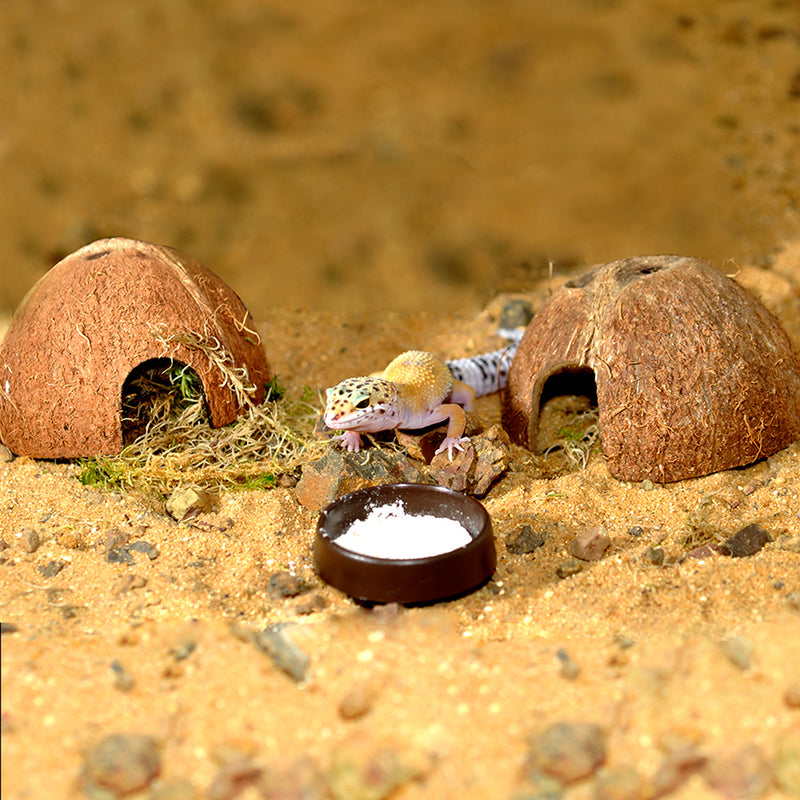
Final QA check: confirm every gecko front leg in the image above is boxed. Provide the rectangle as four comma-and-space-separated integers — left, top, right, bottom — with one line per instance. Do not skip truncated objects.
338, 429, 364, 452
430, 402, 469, 461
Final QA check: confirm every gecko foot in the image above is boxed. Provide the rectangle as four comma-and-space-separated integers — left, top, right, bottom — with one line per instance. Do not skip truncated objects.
336, 430, 363, 452
435, 436, 470, 462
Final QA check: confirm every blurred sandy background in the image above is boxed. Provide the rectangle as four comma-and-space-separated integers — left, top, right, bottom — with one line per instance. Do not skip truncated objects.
1, 0, 798, 320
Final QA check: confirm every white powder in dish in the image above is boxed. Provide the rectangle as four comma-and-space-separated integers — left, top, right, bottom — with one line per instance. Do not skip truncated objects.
334, 500, 472, 560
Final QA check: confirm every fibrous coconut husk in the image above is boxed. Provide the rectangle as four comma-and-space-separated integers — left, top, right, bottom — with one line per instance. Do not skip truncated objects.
503, 255, 800, 483
0, 238, 271, 459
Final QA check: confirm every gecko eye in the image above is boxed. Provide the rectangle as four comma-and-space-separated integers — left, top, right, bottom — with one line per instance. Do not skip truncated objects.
354, 397, 371, 409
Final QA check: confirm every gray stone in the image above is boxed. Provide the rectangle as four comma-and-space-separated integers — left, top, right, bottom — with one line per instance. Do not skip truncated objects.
506, 525, 546, 555
526, 721, 606, 785
720, 524, 771, 557
254, 623, 310, 683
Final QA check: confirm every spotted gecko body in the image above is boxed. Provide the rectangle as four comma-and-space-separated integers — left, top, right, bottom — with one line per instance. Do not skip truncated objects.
323, 332, 521, 460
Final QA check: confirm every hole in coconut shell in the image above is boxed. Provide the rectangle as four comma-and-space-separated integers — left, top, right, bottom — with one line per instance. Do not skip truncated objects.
615, 259, 666, 286
531, 366, 599, 462
121, 359, 209, 446
83, 249, 110, 261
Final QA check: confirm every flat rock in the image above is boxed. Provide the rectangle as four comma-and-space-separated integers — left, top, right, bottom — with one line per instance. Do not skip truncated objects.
719, 523, 771, 557
81, 733, 161, 797
295, 447, 431, 511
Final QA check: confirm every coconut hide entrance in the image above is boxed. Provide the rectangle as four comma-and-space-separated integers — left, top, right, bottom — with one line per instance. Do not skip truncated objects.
0, 238, 271, 459
502, 255, 800, 483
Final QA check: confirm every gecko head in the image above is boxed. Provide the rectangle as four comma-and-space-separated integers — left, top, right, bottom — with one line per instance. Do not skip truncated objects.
323, 377, 399, 432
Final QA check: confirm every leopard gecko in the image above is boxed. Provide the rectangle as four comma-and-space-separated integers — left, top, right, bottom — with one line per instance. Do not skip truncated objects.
323, 331, 522, 460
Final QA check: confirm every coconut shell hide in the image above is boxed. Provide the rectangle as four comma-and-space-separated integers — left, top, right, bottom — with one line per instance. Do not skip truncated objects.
503, 255, 800, 483
0, 238, 270, 459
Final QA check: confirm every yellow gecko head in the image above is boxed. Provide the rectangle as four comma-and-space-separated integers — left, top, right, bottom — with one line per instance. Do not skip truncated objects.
324, 377, 400, 433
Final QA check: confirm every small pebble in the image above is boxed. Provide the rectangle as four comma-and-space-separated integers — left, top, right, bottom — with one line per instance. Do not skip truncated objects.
719, 635, 754, 670
627, 526, 645, 538
128, 540, 159, 560
267, 570, 308, 599
37, 560, 65, 578
505, 525, 546, 555
569, 526, 610, 561
526, 721, 606, 785
107, 547, 134, 564
0, 444, 14, 462
294, 593, 328, 615
683, 543, 720, 560
702, 743, 772, 799
113, 574, 147, 594
110, 660, 136, 692
104, 527, 130, 552
555, 648, 581, 680
166, 487, 212, 521
254, 623, 310, 682
338, 684, 378, 720
81, 733, 161, 796
556, 560, 583, 579
18, 527, 41, 553
644, 546, 664, 566
60, 604, 82, 620
0, 622, 20, 635
719, 524, 771, 557
169, 640, 197, 662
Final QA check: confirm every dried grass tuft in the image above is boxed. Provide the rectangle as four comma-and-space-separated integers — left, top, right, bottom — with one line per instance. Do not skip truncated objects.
543, 410, 601, 471
77, 331, 325, 498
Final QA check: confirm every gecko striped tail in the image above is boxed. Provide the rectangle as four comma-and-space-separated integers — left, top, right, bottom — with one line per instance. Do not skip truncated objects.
445, 328, 524, 398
